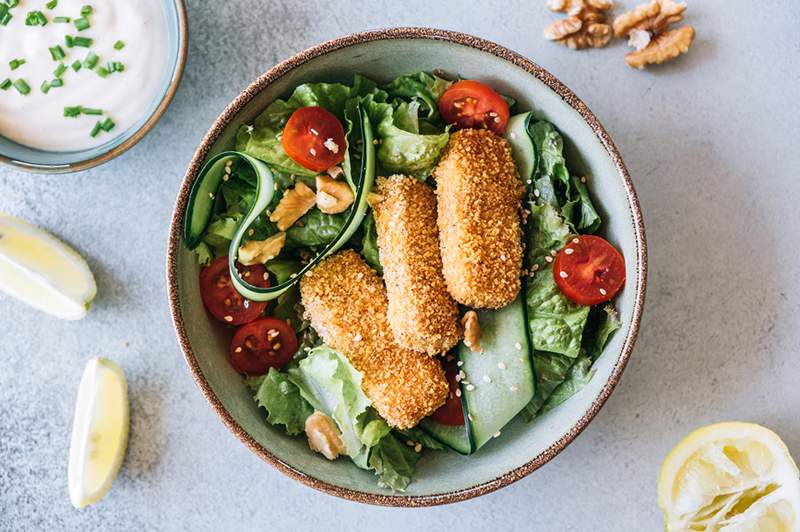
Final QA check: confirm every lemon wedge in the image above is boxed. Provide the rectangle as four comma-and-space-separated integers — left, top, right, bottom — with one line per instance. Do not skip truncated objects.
0, 213, 96, 320
68, 358, 129, 509
658, 422, 800, 531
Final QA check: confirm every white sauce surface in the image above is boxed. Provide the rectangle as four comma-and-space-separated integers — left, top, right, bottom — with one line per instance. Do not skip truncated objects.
0, 0, 168, 152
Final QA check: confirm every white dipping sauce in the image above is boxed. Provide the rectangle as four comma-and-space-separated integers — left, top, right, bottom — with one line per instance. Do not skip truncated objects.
0, 0, 168, 152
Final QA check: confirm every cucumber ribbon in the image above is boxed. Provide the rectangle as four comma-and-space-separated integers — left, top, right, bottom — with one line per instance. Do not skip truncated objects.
183, 104, 376, 302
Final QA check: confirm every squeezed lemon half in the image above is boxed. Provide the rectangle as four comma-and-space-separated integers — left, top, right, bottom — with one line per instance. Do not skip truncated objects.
68, 358, 129, 509
0, 213, 96, 320
658, 422, 800, 531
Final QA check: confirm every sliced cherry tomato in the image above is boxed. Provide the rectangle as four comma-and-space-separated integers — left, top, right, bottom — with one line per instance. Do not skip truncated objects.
553, 235, 626, 306
199, 255, 269, 326
430, 357, 465, 426
281, 106, 346, 172
229, 317, 298, 375
439, 80, 510, 135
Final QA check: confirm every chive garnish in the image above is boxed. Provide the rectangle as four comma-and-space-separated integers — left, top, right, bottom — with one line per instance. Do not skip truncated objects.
49, 45, 65, 60
41, 80, 51, 93
81, 107, 102, 115
90, 121, 102, 137
0, 12, 11, 26
72, 36, 92, 47
65, 35, 74, 47
113, 40, 125, 50
9, 58, 25, 70
0, 78, 11, 90
24, 10, 47, 26
7, 0, 19, 8
80, 5, 92, 15
83, 51, 98, 69
54, 62, 67, 78
46, 0, 57, 9
73, 16, 89, 31
13, 79, 30, 95
99, 118, 115, 131
94, 65, 109, 78
108, 61, 124, 72
54, 16, 70, 23
71, 60, 82, 72
64, 105, 82, 117
50, 78, 63, 88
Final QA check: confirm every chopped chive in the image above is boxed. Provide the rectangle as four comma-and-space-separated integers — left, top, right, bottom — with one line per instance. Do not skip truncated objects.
13, 79, 30, 95
0, 78, 11, 90
107, 61, 124, 73
99, 118, 115, 132
80, 5, 92, 15
9, 58, 25, 70
94, 65, 109, 78
65, 35, 74, 47
24, 10, 47, 26
72, 36, 92, 47
49, 45, 65, 60
64, 105, 82, 117
7, 0, 19, 7
49, 78, 63, 88
0, 12, 11, 26
90, 121, 102, 137
54, 62, 67, 78
83, 51, 98, 69
113, 40, 125, 50
81, 107, 102, 115
46, 0, 57, 9
73, 16, 89, 31
40, 80, 51, 93
71, 60, 82, 72
54, 16, 70, 23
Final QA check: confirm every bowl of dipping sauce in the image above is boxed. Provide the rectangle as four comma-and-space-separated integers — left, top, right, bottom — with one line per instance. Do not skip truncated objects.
0, 0, 186, 173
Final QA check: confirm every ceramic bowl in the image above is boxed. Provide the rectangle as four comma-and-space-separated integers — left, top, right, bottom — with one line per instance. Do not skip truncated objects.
167, 28, 647, 506
0, 1, 187, 174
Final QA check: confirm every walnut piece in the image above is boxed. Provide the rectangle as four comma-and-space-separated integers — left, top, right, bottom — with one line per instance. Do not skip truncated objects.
238, 232, 286, 266
305, 411, 344, 460
366, 192, 385, 209
613, 0, 694, 69
461, 310, 481, 353
544, 0, 613, 49
315, 174, 354, 214
269, 182, 316, 231
625, 26, 695, 69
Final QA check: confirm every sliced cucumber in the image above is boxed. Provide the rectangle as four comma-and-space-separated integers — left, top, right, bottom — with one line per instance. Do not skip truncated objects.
458, 295, 535, 451
504, 112, 538, 182
418, 416, 473, 456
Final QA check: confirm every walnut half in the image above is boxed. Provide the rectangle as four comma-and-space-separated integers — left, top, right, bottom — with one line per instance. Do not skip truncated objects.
305, 411, 344, 460
544, 0, 614, 50
269, 182, 316, 231
315, 175, 354, 214
238, 232, 286, 266
461, 310, 482, 353
613, 0, 695, 69
625, 26, 695, 69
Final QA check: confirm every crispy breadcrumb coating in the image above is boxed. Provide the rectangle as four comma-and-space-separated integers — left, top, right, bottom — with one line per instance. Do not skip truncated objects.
373, 175, 461, 355
299, 250, 448, 429
433, 128, 524, 308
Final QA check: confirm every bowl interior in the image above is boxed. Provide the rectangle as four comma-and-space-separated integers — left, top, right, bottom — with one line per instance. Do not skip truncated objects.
0, 1, 185, 171
171, 34, 643, 502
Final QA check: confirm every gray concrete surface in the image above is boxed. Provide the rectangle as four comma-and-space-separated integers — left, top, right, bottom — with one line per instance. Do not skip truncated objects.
2, 1, 799, 530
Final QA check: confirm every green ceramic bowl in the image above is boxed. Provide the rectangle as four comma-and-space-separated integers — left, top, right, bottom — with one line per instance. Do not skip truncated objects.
167, 28, 647, 506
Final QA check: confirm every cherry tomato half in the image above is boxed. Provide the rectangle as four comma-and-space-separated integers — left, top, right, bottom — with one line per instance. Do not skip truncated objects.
199, 256, 270, 326
281, 106, 346, 172
229, 317, 298, 375
439, 80, 510, 135
430, 357, 465, 426
553, 235, 626, 306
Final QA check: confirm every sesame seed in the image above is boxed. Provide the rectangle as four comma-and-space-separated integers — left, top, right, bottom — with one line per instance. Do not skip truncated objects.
222, 174, 230, 182
580, 176, 587, 183
455, 389, 462, 397
353, 333, 362, 342
573, 238, 580, 244
405, 440, 415, 447
468, 414, 475, 422
223, 316, 233, 322
565, 248, 574, 255
559, 271, 568, 278
526, 179, 532, 185
545, 256, 553, 263
466, 384, 475, 391
456, 360, 463, 367
494, 117, 501, 123
248, 228, 254, 236
459, 370, 466, 380
234, 346, 242, 353
500, 254, 507, 261
514, 342, 521, 350
550, 250, 558, 257
290, 273, 297, 278
310, 128, 319, 136
414, 443, 422, 453
531, 263, 540, 272
208, 192, 214, 199
488, 111, 498, 117
498, 362, 507, 370
600, 288, 607, 295
510, 384, 519, 392
533, 189, 540, 197
455, 374, 462, 382
482, 375, 491, 383
309, 148, 317, 156
263, 272, 269, 280
509, 132, 517, 139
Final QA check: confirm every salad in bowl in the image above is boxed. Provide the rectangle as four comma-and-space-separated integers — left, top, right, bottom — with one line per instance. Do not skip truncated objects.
181, 70, 626, 491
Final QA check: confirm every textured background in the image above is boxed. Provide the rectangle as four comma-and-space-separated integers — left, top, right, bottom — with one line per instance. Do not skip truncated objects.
1, 1, 799, 530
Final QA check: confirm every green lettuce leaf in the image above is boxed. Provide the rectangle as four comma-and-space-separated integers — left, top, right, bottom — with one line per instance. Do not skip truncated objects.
288, 346, 391, 468
382, 72, 451, 120
572, 176, 601, 233
253, 368, 314, 435
582, 304, 622, 361
524, 351, 575, 417
285, 209, 348, 249
360, 212, 382, 272
368, 432, 421, 491
526, 266, 590, 358
527, 202, 571, 271
540, 355, 595, 414
395, 428, 446, 451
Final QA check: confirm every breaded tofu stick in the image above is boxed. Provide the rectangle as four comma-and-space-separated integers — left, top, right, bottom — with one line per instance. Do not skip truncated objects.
299, 250, 448, 429
372, 175, 461, 355
433, 128, 524, 308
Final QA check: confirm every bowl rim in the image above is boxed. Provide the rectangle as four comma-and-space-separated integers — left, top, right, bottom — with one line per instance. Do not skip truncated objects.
166, 26, 647, 507
0, 0, 189, 174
